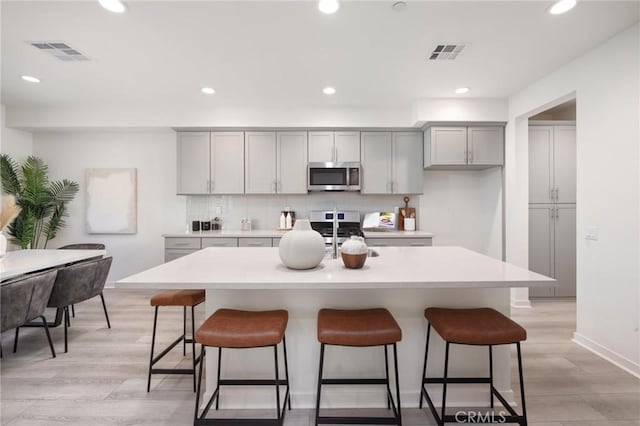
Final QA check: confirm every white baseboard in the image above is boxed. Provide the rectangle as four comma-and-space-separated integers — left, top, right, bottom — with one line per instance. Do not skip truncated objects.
573, 332, 640, 378
510, 299, 532, 308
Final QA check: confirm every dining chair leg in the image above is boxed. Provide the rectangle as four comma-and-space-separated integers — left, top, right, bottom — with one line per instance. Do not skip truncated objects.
64, 306, 69, 353
41, 315, 56, 358
13, 327, 20, 353
100, 293, 111, 328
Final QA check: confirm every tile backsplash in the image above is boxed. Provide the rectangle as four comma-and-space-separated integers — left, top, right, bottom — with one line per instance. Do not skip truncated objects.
186, 193, 416, 230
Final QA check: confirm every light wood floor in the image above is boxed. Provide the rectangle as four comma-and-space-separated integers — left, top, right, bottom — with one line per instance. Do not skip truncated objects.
1, 289, 638, 425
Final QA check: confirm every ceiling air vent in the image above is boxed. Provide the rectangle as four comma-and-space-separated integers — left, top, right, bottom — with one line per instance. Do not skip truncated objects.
428, 43, 466, 60
29, 41, 89, 61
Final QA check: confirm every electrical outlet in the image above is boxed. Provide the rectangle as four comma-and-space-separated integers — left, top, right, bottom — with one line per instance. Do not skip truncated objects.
215, 206, 222, 215
585, 226, 599, 241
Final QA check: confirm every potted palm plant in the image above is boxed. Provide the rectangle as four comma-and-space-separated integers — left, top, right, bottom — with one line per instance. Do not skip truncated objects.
0, 155, 79, 249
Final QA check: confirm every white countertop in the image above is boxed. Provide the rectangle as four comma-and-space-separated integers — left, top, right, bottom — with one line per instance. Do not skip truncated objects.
0, 249, 106, 281
162, 230, 434, 238
117, 246, 554, 290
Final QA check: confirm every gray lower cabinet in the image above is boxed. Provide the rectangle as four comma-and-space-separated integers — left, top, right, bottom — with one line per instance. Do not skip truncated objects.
365, 237, 432, 247
238, 238, 273, 247
202, 238, 239, 248
164, 237, 201, 262
528, 205, 576, 297
164, 236, 279, 262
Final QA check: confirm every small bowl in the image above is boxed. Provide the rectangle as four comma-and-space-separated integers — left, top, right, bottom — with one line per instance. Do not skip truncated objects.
341, 252, 367, 269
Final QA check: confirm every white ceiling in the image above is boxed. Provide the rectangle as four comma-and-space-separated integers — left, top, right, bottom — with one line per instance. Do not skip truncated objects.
1, 1, 638, 109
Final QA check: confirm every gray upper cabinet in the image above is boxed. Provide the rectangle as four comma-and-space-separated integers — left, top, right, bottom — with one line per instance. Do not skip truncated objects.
424, 126, 504, 168
245, 132, 277, 194
467, 127, 504, 165
308, 131, 360, 163
245, 131, 308, 194
177, 132, 210, 194
361, 132, 423, 194
277, 132, 308, 194
210, 132, 245, 194
177, 131, 244, 194
529, 125, 576, 204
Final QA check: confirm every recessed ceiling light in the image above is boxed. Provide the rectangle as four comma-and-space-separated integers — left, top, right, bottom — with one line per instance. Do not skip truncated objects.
549, 0, 577, 15
201, 87, 216, 95
323, 87, 336, 95
455, 87, 470, 94
99, 0, 127, 14
20, 75, 40, 83
318, 0, 339, 14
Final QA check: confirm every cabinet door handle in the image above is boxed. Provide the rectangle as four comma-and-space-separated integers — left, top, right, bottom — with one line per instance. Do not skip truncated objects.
464, 149, 468, 164
555, 188, 559, 200
174, 243, 190, 247
210, 180, 215, 192
410, 243, 425, 247
333, 144, 338, 162
550, 188, 554, 201
469, 150, 473, 164
247, 243, 264, 247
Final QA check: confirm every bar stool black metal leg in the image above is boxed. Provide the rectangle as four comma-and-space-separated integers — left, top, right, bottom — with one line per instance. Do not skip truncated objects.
195, 346, 205, 422
419, 324, 431, 408
315, 343, 325, 426
41, 315, 56, 358
215, 347, 222, 410
517, 342, 528, 426
441, 342, 450, 425
274, 344, 281, 420
489, 344, 494, 408
384, 344, 391, 409
191, 305, 197, 392
282, 335, 291, 410
147, 306, 159, 392
100, 293, 111, 328
13, 327, 19, 353
71, 304, 75, 318
393, 343, 402, 426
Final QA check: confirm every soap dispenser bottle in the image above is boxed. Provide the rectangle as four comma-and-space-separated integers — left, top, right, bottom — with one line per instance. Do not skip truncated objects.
279, 212, 286, 229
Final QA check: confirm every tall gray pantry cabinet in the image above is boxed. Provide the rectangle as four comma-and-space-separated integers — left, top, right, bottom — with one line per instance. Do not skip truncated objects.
528, 124, 576, 298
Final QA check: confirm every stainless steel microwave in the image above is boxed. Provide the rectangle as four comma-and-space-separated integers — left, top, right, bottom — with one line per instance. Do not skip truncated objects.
308, 162, 361, 191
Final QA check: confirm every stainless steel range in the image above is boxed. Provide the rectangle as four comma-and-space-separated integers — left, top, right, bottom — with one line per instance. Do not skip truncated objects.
309, 210, 364, 246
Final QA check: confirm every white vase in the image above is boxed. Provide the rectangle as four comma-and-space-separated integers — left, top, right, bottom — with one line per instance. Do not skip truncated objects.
278, 219, 326, 270
0, 234, 6, 258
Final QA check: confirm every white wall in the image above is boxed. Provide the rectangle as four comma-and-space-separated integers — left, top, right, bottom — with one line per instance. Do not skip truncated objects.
32, 130, 186, 281
1, 105, 33, 162
420, 168, 503, 259
506, 24, 640, 375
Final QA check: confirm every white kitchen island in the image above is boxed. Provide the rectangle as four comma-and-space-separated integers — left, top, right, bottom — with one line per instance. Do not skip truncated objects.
117, 246, 554, 410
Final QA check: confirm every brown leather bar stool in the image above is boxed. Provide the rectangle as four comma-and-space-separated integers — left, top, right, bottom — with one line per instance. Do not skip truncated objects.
194, 309, 291, 426
316, 308, 402, 425
419, 308, 528, 426
147, 289, 205, 392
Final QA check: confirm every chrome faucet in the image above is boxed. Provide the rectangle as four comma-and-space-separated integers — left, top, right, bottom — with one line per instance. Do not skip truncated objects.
332, 207, 338, 259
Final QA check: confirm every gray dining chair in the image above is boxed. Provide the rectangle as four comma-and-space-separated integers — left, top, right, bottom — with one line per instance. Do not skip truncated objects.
46, 256, 113, 352
1, 269, 58, 358
58, 243, 106, 318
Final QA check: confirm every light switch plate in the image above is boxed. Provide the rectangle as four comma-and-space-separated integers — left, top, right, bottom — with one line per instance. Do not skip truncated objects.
215, 206, 222, 215
585, 225, 599, 241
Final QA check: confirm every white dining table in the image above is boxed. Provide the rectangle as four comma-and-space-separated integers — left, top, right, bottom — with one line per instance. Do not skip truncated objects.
0, 249, 106, 282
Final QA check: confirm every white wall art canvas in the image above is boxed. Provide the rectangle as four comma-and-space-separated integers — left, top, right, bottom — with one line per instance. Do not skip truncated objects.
86, 168, 137, 234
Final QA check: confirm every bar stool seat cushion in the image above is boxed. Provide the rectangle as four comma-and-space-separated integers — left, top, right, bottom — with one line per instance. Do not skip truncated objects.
424, 307, 526, 345
196, 309, 288, 348
150, 290, 205, 307
317, 308, 401, 347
